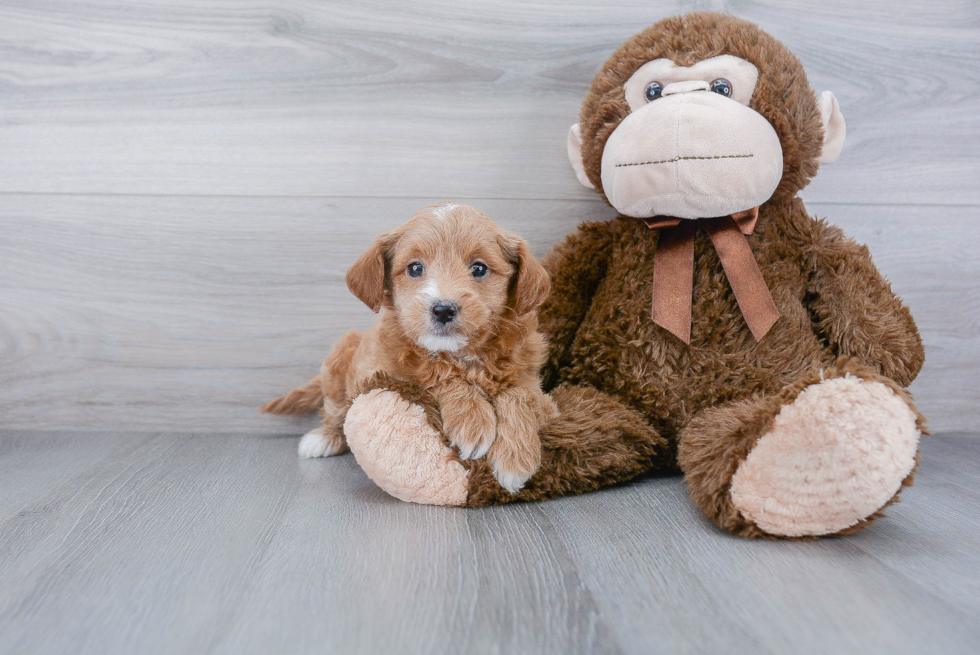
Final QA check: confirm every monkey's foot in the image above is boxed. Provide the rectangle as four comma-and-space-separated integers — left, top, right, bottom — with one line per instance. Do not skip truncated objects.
344, 389, 469, 506
730, 376, 920, 537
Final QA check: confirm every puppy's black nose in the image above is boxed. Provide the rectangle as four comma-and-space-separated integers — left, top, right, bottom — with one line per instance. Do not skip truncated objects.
431, 303, 458, 324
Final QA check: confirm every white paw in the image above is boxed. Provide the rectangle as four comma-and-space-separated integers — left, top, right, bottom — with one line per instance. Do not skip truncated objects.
455, 438, 492, 461
298, 428, 342, 458
493, 467, 531, 495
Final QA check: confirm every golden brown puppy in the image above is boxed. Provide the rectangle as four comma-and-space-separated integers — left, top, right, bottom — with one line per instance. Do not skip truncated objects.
262, 203, 556, 493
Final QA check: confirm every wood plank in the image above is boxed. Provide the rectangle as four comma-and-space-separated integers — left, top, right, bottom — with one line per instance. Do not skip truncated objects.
0, 430, 140, 517
0, 431, 619, 655
0, 194, 613, 434
210, 471, 619, 655
0, 432, 977, 654
539, 433, 980, 654
847, 435, 980, 617
0, 195, 975, 433
0, 0, 975, 204
0, 432, 301, 654
740, 0, 980, 206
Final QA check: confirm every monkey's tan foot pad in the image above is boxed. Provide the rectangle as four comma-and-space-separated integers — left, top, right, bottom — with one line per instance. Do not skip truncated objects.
345, 389, 469, 506
730, 376, 920, 537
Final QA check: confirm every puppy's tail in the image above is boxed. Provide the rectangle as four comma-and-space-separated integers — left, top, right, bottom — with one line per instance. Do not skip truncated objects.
260, 376, 324, 416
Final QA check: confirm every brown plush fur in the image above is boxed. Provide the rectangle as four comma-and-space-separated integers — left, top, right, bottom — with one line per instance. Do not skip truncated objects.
578, 12, 824, 207
677, 357, 927, 540
529, 13, 925, 536
541, 200, 924, 435
361, 14, 923, 537
263, 203, 556, 488
285, 14, 927, 540
361, 374, 672, 506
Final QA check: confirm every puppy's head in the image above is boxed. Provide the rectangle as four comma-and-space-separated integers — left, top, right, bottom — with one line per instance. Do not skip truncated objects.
346, 203, 550, 354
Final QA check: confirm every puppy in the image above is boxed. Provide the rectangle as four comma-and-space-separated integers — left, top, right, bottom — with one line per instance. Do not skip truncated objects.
261, 203, 556, 493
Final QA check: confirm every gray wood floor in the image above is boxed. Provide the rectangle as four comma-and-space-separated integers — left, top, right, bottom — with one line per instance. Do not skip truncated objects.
2, 2, 979, 654
0, 431, 978, 655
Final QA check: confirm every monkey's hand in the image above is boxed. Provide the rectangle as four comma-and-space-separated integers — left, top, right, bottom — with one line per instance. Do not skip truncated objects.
805, 218, 924, 386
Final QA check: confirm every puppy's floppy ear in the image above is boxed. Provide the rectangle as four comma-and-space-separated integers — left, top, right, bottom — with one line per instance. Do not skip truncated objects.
503, 236, 551, 316
346, 234, 391, 313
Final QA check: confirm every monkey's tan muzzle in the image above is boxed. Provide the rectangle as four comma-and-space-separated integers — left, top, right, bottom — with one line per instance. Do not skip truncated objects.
601, 91, 783, 219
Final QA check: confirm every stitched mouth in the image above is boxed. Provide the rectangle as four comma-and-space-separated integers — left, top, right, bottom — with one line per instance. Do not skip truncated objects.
616, 154, 754, 168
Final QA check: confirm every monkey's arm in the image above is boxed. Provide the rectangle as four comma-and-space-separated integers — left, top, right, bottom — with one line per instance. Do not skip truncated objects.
538, 221, 615, 390
804, 219, 924, 387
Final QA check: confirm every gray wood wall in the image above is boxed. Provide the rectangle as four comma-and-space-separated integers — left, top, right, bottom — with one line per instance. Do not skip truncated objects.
1, 0, 977, 433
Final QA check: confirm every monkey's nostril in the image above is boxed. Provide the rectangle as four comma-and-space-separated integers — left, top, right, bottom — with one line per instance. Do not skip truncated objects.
431, 302, 458, 325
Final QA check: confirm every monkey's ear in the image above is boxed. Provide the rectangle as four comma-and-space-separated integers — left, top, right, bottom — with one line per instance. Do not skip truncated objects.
346, 235, 391, 313
506, 238, 551, 316
567, 123, 595, 188
817, 91, 846, 165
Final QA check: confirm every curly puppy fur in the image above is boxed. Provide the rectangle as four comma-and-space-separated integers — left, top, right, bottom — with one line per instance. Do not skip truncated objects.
362, 373, 671, 507
262, 203, 555, 492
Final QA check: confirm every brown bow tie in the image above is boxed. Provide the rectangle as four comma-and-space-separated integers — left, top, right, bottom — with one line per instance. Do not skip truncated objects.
643, 207, 779, 344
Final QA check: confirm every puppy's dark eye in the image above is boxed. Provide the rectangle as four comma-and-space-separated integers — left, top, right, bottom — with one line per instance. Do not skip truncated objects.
710, 78, 732, 97
470, 262, 489, 279
407, 262, 425, 278
644, 81, 664, 102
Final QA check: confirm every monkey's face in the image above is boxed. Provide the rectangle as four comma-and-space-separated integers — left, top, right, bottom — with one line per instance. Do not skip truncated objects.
568, 15, 847, 220
600, 55, 783, 219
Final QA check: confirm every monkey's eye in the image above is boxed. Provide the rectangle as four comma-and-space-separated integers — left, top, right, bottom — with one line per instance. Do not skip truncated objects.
470, 262, 489, 279
710, 78, 732, 97
644, 81, 664, 102
407, 262, 425, 278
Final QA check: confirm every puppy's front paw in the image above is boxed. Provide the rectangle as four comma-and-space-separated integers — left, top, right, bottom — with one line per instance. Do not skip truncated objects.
487, 433, 542, 494
492, 468, 534, 495
442, 399, 497, 460
298, 427, 347, 458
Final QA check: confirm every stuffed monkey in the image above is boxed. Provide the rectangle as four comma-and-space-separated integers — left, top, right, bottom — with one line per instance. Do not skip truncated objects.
340, 13, 926, 539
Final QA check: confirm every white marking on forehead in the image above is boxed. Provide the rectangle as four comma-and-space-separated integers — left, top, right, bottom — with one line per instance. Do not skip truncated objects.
420, 279, 441, 303
432, 203, 460, 219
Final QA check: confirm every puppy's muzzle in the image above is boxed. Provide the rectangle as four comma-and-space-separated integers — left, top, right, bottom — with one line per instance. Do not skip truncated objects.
431, 301, 459, 325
